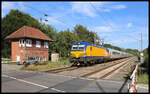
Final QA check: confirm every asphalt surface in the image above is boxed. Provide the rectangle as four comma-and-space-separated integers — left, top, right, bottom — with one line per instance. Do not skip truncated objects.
2, 69, 149, 93
2, 64, 23, 72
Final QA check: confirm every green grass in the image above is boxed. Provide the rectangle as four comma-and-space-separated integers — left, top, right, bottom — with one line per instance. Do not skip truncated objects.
137, 73, 149, 84
2, 60, 10, 62
20, 58, 72, 71
6, 62, 17, 65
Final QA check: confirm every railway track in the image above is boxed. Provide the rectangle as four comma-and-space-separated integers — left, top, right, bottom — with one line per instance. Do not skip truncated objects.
46, 58, 124, 73
45, 57, 133, 74
80, 58, 130, 78
81, 56, 136, 79
46, 66, 79, 73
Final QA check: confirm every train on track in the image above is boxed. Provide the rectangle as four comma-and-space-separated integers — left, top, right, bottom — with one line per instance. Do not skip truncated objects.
70, 42, 132, 66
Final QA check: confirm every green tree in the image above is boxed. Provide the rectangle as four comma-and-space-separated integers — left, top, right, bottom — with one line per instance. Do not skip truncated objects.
125, 48, 140, 57
2, 9, 43, 58
55, 29, 79, 57
73, 24, 99, 44
141, 48, 149, 71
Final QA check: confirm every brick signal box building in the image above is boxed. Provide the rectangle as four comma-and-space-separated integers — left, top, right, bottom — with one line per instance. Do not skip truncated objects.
6, 26, 53, 62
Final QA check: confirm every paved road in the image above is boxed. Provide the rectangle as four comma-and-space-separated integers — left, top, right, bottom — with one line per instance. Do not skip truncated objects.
2, 64, 23, 72
2, 70, 148, 93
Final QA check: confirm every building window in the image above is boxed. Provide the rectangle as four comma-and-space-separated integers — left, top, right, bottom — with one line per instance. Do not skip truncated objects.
42, 56, 46, 61
36, 56, 40, 61
36, 40, 41, 48
26, 39, 32, 47
44, 41, 48, 48
19, 39, 24, 47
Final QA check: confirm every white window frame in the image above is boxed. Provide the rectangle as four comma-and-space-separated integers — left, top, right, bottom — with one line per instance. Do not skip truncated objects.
36, 56, 40, 61
36, 40, 41, 48
26, 39, 32, 47
19, 39, 24, 47
42, 56, 46, 61
44, 41, 48, 48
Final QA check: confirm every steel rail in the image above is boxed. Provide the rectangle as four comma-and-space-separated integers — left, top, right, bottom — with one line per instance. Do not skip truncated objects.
81, 57, 134, 78
99, 58, 134, 79
46, 57, 133, 74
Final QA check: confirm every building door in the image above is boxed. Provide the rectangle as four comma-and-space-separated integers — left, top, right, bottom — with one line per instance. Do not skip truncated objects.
16, 55, 20, 62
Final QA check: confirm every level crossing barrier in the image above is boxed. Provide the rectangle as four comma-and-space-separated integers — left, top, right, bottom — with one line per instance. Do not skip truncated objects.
128, 64, 138, 93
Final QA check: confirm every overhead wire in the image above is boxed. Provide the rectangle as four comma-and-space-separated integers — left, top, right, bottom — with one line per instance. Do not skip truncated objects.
89, 2, 114, 29
20, 3, 74, 27
89, 2, 128, 33
21, 3, 47, 16
89, 2, 115, 44
2, 2, 75, 38
3, 2, 142, 47
2, 3, 48, 38
89, 2, 142, 49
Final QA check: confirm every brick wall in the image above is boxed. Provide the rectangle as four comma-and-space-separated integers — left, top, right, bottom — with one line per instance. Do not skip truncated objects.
11, 39, 49, 62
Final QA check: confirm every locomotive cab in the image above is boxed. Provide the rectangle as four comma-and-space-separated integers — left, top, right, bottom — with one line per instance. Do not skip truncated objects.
70, 44, 86, 58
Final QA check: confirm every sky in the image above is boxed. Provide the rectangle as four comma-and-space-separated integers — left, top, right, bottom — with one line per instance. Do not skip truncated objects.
2, 1, 149, 51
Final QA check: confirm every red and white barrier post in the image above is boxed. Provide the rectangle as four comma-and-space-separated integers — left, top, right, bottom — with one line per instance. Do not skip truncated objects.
128, 64, 138, 93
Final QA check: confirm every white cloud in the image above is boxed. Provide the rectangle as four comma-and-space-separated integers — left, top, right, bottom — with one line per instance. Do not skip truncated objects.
111, 5, 126, 10
127, 22, 133, 28
103, 9, 111, 12
44, 16, 75, 28
45, 16, 64, 25
17, 2, 26, 10
110, 38, 138, 45
2, 2, 15, 10
93, 26, 112, 32
2, 2, 27, 18
71, 2, 101, 17
2, 2, 26, 10
71, 2, 126, 17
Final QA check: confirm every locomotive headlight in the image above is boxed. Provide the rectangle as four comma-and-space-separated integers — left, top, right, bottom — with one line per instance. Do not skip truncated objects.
84, 53, 86, 57
70, 54, 72, 57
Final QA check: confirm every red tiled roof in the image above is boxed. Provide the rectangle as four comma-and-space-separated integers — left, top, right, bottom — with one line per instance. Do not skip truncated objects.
6, 26, 53, 41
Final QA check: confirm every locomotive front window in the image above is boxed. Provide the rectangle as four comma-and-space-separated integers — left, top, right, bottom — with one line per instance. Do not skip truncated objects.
72, 45, 78, 50
79, 47, 84, 50
78, 45, 84, 50
71, 44, 85, 51
73, 47, 78, 50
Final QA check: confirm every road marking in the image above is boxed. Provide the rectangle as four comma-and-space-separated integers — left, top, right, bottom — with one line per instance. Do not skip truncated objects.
45, 72, 95, 80
2, 75, 48, 89
97, 79, 123, 84
57, 74, 77, 79
51, 88, 66, 92
2, 75, 9, 77
79, 77, 94, 80
137, 85, 149, 89
45, 72, 77, 79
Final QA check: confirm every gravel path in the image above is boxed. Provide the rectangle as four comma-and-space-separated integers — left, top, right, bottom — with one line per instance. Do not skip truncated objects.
106, 58, 138, 81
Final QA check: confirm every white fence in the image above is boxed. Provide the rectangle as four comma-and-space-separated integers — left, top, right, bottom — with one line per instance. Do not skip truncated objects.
1, 58, 11, 63
2, 58, 11, 60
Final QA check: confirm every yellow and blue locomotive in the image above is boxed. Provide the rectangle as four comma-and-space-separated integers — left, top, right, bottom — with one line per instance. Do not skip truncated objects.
70, 42, 110, 66
70, 42, 131, 66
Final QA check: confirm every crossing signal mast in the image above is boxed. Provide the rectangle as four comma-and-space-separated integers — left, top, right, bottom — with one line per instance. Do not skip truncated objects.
39, 14, 48, 23
44, 14, 48, 22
